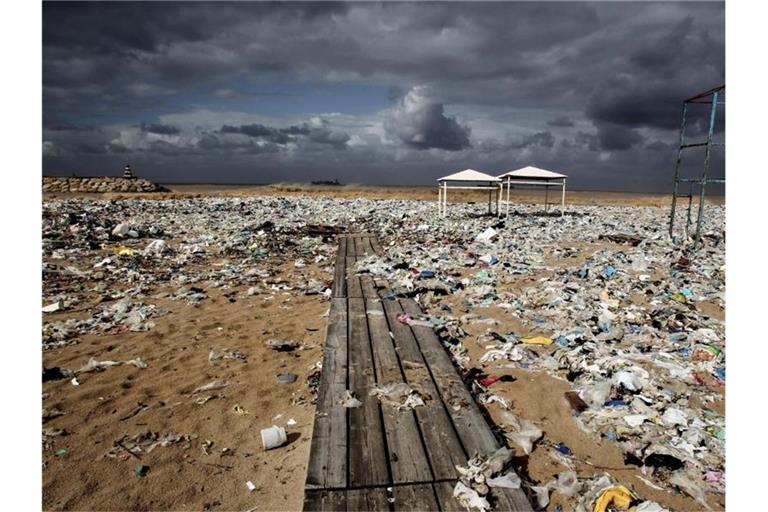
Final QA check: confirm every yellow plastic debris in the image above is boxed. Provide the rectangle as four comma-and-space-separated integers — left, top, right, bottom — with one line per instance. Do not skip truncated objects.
114, 246, 135, 256
522, 336, 553, 345
593, 485, 636, 512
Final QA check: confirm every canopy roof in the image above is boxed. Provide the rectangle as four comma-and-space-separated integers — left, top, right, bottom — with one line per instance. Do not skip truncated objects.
438, 169, 500, 182
498, 166, 567, 180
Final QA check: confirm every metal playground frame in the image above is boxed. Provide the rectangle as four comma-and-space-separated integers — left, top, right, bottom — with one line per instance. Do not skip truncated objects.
669, 85, 725, 248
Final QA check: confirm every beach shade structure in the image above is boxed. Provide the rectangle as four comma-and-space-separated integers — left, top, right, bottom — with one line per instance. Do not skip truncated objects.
497, 166, 567, 217
437, 169, 502, 217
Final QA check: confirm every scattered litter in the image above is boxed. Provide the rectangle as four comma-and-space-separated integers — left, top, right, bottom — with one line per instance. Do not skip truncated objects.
265, 339, 300, 352
369, 383, 427, 410
208, 349, 247, 363
192, 380, 229, 394
260, 425, 287, 450
77, 357, 147, 374
338, 390, 362, 408
276, 372, 298, 384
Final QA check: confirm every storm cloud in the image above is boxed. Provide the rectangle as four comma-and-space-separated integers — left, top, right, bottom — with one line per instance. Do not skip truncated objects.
384, 86, 471, 151
42, 1, 725, 191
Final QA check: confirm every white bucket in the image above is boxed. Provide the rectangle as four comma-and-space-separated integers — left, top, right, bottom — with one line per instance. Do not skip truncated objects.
261, 425, 288, 450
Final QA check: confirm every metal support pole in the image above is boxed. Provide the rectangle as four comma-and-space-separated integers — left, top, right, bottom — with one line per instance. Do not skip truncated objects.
437, 184, 442, 217
443, 182, 448, 218
669, 102, 689, 239
488, 184, 492, 214
693, 90, 719, 248
561, 179, 566, 217
544, 185, 549, 213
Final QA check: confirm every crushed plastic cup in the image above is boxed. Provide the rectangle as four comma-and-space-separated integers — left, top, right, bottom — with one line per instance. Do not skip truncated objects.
261, 425, 288, 450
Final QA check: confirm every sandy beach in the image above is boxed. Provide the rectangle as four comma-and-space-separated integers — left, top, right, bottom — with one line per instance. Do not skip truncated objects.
42, 186, 725, 511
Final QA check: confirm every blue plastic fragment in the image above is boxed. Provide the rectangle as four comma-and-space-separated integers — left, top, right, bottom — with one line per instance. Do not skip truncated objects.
604, 400, 629, 407
714, 367, 725, 381
602, 265, 616, 278
419, 270, 435, 278
554, 443, 571, 455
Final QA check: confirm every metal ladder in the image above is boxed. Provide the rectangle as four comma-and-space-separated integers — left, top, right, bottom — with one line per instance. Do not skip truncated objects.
669, 85, 725, 248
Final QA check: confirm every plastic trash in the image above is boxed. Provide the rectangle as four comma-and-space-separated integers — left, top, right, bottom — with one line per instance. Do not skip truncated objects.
192, 380, 229, 394
475, 227, 498, 243
486, 472, 521, 489
261, 425, 288, 450
522, 336, 553, 345
369, 383, 426, 410
593, 485, 636, 512
265, 339, 300, 352
276, 372, 298, 384
338, 390, 362, 408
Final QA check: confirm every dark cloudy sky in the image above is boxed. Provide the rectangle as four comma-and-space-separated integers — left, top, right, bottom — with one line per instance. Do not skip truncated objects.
42, 1, 725, 191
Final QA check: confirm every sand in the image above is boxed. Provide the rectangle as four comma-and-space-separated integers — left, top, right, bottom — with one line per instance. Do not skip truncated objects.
43, 182, 725, 207
43, 260, 330, 511
42, 185, 724, 511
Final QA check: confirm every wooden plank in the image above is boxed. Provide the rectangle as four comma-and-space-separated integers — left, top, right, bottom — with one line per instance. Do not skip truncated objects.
366, 298, 432, 484
333, 256, 347, 298
347, 298, 389, 487
346, 257, 363, 298
399, 298, 497, 455
492, 487, 535, 512
345, 236, 355, 257
306, 298, 348, 489
346, 488, 390, 511
370, 237, 384, 256
392, 484, 439, 512
346, 235, 355, 258
363, 236, 376, 256
399, 298, 532, 510
303, 489, 347, 512
380, 297, 465, 480
336, 236, 347, 260
433, 482, 464, 512
359, 274, 378, 299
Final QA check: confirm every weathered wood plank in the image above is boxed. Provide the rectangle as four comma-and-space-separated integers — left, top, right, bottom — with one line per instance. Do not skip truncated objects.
392, 484, 439, 512
303, 489, 347, 512
336, 236, 347, 260
433, 482, 464, 512
306, 298, 348, 489
359, 274, 378, 299
353, 236, 366, 257
345, 236, 355, 257
347, 298, 389, 487
346, 488, 390, 511
346, 257, 363, 298
370, 237, 384, 256
492, 487, 535, 512
363, 236, 376, 256
399, 298, 532, 509
366, 298, 432, 484
380, 297, 465, 480
333, 256, 347, 298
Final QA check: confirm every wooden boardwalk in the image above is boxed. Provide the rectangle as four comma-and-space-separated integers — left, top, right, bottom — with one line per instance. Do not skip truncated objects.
304, 234, 532, 511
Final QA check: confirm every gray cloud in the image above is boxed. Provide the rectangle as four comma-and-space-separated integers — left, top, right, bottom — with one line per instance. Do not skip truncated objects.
547, 116, 575, 128
141, 123, 181, 135
385, 86, 470, 151
42, 1, 724, 191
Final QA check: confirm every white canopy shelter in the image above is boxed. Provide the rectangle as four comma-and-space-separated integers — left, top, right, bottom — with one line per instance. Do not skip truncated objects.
498, 166, 567, 217
437, 169, 502, 217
